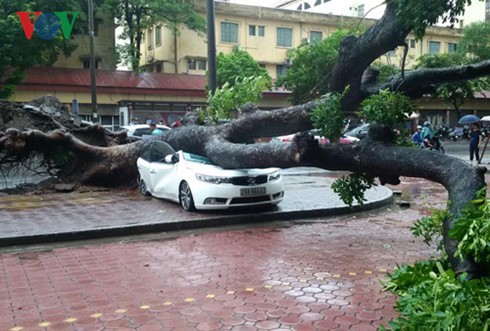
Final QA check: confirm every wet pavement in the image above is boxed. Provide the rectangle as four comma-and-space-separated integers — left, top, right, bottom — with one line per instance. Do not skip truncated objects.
0, 148, 487, 330
0, 174, 453, 331
0, 173, 392, 247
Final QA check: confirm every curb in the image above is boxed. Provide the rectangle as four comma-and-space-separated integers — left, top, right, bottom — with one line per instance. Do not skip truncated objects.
0, 190, 393, 247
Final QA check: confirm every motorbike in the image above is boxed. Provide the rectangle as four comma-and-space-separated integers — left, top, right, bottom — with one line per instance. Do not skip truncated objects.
423, 133, 445, 154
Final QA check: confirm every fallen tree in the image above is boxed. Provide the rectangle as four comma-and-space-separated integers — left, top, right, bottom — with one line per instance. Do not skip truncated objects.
1, 0, 490, 279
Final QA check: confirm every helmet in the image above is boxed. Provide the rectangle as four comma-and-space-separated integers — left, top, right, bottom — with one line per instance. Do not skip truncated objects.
424, 121, 431, 127
416, 125, 422, 130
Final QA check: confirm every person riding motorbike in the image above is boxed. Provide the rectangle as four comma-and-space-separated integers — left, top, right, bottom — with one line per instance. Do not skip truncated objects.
421, 121, 444, 153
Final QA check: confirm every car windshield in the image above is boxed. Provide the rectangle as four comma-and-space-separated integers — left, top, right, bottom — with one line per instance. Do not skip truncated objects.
183, 152, 213, 164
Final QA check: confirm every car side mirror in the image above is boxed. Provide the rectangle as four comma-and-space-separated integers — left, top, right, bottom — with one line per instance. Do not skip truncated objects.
164, 153, 178, 164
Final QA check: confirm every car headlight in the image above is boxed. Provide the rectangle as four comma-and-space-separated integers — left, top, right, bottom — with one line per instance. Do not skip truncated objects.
195, 173, 231, 184
268, 171, 281, 182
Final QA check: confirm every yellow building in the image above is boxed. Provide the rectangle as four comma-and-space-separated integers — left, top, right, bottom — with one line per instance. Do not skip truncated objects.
53, 10, 117, 70
139, 0, 463, 78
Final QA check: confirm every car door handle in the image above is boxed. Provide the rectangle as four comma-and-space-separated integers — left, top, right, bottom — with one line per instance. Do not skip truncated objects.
150, 170, 157, 174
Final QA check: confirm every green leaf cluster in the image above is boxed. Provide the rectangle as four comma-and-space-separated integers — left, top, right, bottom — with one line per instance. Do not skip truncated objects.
275, 29, 352, 105
382, 260, 490, 331
450, 189, 490, 263
394, 0, 469, 40
216, 47, 272, 89
310, 90, 347, 143
205, 76, 269, 123
370, 63, 401, 84
0, 0, 79, 98
410, 208, 447, 248
459, 21, 490, 61
331, 173, 376, 206
359, 90, 412, 128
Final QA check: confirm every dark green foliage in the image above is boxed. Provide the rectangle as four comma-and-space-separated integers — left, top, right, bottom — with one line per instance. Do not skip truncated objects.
450, 188, 490, 263
0, 0, 79, 98
331, 173, 376, 206
216, 47, 272, 89
359, 90, 412, 128
382, 260, 490, 331
410, 208, 447, 248
458, 21, 490, 61
370, 63, 401, 83
275, 30, 351, 105
311, 89, 347, 143
394, 0, 469, 40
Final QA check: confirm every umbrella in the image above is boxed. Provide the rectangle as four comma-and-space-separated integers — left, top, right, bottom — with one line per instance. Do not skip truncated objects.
458, 114, 480, 124
480, 115, 490, 122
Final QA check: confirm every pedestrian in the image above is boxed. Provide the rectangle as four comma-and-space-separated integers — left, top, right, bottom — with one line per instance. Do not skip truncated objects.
469, 122, 482, 165
149, 122, 163, 136
411, 125, 423, 146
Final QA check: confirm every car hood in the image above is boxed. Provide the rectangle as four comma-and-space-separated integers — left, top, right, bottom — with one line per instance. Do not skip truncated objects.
183, 160, 278, 177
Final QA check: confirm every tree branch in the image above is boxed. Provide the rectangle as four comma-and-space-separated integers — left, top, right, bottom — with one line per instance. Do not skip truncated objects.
365, 59, 490, 96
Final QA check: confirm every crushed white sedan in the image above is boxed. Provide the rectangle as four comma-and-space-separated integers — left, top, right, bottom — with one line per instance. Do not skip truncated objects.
137, 141, 284, 211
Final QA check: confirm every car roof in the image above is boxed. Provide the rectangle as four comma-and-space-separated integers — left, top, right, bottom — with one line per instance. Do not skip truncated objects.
122, 124, 171, 131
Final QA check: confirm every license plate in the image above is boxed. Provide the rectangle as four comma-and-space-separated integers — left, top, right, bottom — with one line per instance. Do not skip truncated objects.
240, 187, 266, 196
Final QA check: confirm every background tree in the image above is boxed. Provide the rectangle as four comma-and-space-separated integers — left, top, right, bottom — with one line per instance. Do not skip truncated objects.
104, 0, 206, 70
216, 47, 272, 88
0, 0, 80, 98
414, 53, 490, 118
203, 48, 272, 122
458, 21, 490, 61
276, 30, 351, 105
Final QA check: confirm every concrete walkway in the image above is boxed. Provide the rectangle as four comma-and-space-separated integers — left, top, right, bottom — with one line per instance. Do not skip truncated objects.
0, 170, 392, 247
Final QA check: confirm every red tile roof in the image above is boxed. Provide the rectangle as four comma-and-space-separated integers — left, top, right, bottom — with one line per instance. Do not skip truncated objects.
17, 67, 208, 96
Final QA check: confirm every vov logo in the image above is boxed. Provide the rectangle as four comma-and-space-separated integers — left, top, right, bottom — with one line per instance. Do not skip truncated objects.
16, 12, 79, 40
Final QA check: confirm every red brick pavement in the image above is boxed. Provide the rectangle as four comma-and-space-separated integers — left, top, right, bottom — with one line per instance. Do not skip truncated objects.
0, 178, 450, 331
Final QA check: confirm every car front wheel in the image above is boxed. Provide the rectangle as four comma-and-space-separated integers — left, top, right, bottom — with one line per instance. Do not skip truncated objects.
179, 181, 195, 211
139, 177, 150, 196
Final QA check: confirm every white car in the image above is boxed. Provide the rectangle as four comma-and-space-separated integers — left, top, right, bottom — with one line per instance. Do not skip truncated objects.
122, 124, 171, 140
136, 141, 284, 211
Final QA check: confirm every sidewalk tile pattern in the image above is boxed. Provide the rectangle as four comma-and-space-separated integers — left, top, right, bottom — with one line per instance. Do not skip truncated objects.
0, 177, 440, 330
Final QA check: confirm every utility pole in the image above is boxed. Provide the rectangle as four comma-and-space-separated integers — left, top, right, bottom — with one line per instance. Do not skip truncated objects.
206, 0, 217, 95
88, 0, 98, 123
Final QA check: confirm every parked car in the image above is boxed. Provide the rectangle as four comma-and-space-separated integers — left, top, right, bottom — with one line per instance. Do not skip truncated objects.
122, 124, 171, 140
345, 123, 370, 139
137, 141, 284, 211
271, 129, 359, 144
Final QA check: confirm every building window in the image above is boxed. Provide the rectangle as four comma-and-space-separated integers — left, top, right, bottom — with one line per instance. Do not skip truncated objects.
405, 38, 416, 48
310, 30, 322, 42
258, 25, 265, 37
448, 43, 457, 53
429, 41, 440, 54
155, 26, 162, 46
249, 25, 256, 36
188, 58, 207, 71
155, 63, 162, 72
277, 27, 293, 48
82, 58, 99, 69
221, 22, 238, 43
315, 0, 321, 5
147, 29, 153, 49
304, 2, 311, 9
276, 64, 288, 77
357, 4, 365, 17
